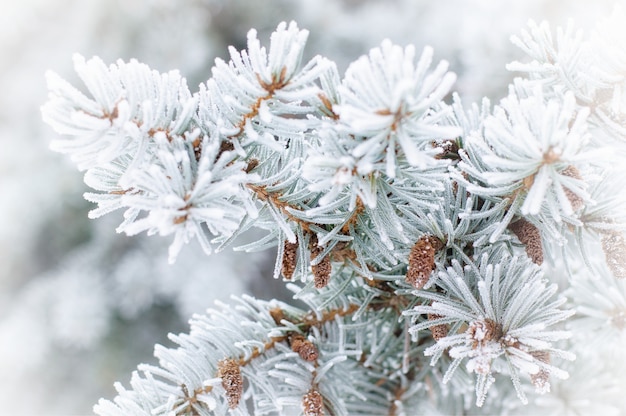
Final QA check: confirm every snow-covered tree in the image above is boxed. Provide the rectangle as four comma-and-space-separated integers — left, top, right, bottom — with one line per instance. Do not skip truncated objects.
40, 6, 626, 415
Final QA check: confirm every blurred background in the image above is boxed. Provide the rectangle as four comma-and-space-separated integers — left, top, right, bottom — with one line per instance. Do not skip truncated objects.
0, 0, 620, 414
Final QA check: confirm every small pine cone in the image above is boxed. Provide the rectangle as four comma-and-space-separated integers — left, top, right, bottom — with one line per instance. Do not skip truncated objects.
290, 334, 319, 362
282, 239, 299, 280
601, 231, 626, 279
427, 313, 448, 341
302, 388, 324, 416
217, 359, 243, 409
561, 165, 584, 211
310, 242, 331, 289
406, 236, 443, 289
509, 219, 543, 265
312, 257, 331, 288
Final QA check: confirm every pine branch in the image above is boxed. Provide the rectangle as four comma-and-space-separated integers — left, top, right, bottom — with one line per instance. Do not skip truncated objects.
42, 13, 626, 415
94, 275, 415, 415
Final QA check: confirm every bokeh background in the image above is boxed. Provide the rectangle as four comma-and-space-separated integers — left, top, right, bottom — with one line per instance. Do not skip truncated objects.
0, 0, 621, 414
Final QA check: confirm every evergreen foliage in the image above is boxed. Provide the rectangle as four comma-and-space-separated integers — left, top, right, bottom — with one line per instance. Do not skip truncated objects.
42, 10, 626, 415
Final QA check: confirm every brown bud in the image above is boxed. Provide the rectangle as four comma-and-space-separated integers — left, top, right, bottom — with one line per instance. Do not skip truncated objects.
561, 165, 584, 211
406, 236, 443, 289
282, 239, 299, 280
219, 140, 235, 154
245, 158, 259, 173
427, 313, 448, 341
302, 388, 324, 416
269, 307, 286, 326
509, 219, 543, 265
290, 334, 319, 362
601, 231, 626, 279
217, 359, 243, 409
468, 318, 502, 349
433, 139, 460, 160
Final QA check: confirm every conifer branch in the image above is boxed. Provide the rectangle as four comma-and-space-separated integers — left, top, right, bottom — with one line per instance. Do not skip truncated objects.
42, 13, 626, 415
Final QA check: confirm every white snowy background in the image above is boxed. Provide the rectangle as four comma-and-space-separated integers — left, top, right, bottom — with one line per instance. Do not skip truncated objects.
0, 0, 621, 414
